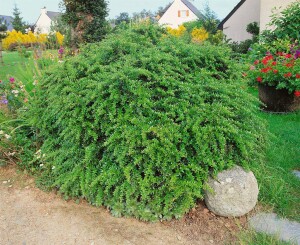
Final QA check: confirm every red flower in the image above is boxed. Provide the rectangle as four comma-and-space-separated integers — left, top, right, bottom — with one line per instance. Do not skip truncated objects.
272, 61, 277, 66
284, 72, 292, 78
262, 59, 269, 65
273, 69, 278, 74
285, 54, 292, 59
256, 77, 263, 82
294, 91, 300, 97
254, 60, 259, 65
277, 52, 284, 56
261, 67, 272, 73
296, 74, 300, 79
286, 63, 294, 68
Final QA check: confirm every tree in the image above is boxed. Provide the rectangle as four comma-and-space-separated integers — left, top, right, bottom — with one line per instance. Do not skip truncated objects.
201, 2, 220, 35
0, 18, 8, 65
61, 0, 109, 47
155, 3, 172, 18
115, 12, 130, 25
12, 5, 25, 33
132, 9, 154, 22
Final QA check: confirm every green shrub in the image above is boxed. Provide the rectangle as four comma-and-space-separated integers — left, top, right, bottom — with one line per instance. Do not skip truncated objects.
28, 24, 267, 221
260, 1, 300, 43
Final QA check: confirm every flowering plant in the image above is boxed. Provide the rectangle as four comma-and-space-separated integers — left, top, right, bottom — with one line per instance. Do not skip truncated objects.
247, 41, 300, 96
0, 77, 30, 111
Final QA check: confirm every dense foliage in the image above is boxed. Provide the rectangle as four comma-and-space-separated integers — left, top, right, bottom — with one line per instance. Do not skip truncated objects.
28, 24, 266, 221
61, 0, 109, 45
262, 0, 300, 42
247, 40, 300, 93
246, 2, 300, 93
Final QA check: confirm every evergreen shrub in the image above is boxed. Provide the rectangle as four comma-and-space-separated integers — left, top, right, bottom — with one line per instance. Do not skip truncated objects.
29, 24, 267, 221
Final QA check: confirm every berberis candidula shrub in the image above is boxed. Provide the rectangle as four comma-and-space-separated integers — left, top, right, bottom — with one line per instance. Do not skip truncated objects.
30, 24, 266, 221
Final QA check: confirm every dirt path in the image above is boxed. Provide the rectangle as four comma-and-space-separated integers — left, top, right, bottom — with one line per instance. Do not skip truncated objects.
0, 166, 244, 245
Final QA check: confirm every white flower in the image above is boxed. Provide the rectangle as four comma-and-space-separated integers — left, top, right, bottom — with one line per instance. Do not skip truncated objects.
52, 166, 55, 170
4, 134, 11, 139
39, 164, 44, 167
11, 90, 19, 94
0, 130, 4, 135
42, 154, 46, 158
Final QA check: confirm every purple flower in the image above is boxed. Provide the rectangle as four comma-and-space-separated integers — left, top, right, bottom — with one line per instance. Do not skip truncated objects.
294, 49, 300, 59
1, 99, 8, 104
9, 77, 15, 83
0, 96, 8, 104
58, 47, 64, 54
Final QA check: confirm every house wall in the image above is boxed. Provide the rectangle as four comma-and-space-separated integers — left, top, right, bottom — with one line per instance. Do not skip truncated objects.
222, 0, 260, 42
35, 10, 52, 34
158, 0, 199, 29
260, 0, 295, 31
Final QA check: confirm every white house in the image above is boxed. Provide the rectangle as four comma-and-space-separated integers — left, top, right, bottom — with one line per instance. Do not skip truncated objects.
158, 0, 203, 29
35, 7, 61, 34
260, 0, 296, 31
218, 0, 296, 42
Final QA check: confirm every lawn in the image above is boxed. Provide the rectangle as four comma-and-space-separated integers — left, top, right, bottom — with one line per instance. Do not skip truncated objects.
0, 51, 30, 81
248, 88, 300, 222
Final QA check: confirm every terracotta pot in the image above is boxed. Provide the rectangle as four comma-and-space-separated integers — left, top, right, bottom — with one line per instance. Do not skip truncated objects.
258, 84, 300, 112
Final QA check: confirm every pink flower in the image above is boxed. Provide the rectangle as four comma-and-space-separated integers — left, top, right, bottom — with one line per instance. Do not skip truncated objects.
9, 77, 15, 83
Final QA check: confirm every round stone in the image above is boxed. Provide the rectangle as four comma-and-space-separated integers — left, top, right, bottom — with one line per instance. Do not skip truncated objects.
204, 166, 258, 217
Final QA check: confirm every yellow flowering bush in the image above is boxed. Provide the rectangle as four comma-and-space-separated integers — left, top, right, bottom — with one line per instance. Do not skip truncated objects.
191, 27, 209, 43
56, 32, 64, 46
166, 25, 187, 37
2, 30, 64, 50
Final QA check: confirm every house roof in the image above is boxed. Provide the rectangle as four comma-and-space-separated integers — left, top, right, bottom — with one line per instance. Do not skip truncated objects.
46, 11, 61, 21
0, 15, 14, 31
218, 0, 246, 30
159, 0, 204, 19
181, 0, 203, 19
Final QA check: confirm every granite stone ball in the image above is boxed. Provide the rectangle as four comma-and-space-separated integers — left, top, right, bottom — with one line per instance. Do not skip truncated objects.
204, 166, 258, 217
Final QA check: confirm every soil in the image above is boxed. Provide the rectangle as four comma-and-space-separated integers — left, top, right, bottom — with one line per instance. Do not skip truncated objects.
0, 165, 249, 245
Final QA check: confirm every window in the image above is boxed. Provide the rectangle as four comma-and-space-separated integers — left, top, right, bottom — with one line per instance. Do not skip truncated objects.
178, 10, 189, 18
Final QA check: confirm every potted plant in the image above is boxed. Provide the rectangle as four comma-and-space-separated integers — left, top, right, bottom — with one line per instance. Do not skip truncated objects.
248, 41, 300, 112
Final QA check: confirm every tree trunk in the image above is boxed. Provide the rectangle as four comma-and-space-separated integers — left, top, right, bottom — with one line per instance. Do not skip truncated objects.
0, 41, 4, 65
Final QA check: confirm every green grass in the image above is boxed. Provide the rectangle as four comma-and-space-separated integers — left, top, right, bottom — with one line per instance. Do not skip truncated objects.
249, 88, 300, 222
0, 51, 31, 81
235, 230, 295, 245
